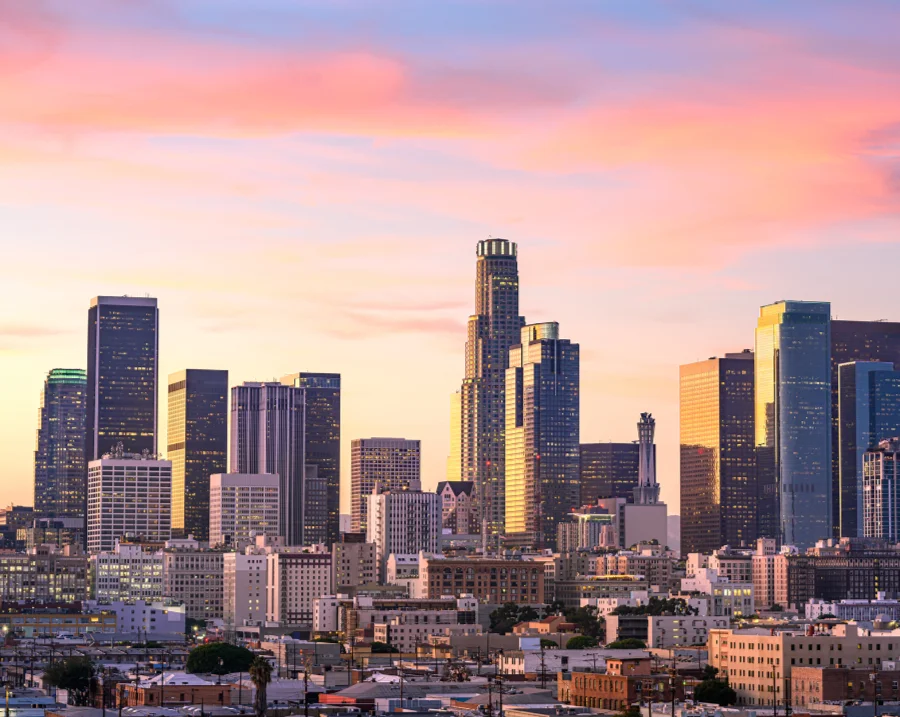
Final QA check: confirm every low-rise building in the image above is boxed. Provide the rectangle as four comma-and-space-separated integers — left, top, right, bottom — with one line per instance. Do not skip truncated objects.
84, 599, 186, 638
805, 596, 900, 622
681, 568, 753, 617
374, 613, 482, 653
420, 556, 545, 604
312, 594, 477, 635
118, 673, 229, 707
558, 657, 683, 711
0, 544, 88, 604
0, 610, 117, 637
162, 538, 224, 620
792, 665, 900, 707
554, 576, 650, 608
93, 542, 163, 602
502, 648, 647, 678
647, 615, 729, 648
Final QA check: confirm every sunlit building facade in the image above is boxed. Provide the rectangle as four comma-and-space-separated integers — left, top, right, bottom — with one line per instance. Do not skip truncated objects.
505, 322, 580, 549
755, 301, 832, 547
680, 350, 755, 555
167, 369, 227, 540
350, 437, 420, 533
34, 368, 87, 520
459, 239, 526, 538
86, 296, 158, 459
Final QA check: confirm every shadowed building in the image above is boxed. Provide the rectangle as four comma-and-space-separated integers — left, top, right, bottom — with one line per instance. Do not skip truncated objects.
350, 437, 420, 534
579, 443, 641, 504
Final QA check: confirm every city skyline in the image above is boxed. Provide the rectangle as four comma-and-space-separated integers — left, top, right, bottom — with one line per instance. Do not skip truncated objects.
5, 2, 900, 517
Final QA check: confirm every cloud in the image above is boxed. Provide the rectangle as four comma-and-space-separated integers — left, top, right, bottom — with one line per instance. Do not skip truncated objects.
0, 324, 70, 338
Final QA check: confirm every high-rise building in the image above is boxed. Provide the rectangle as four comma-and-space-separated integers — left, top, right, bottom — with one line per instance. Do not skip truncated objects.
350, 438, 420, 534
863, 439, 900, 541
459, 239, 526, 537
209, 474, 280, 548
167, 369, 228, 540
332, 538, 378, 590
831, 321, 900, 537
579, 443, 640, 504
86, 296, 158, 460
504, 322, 580, 549
838, 362, 900, 537
633, 413, 659, 505
367, 483, 442, 580
755, 301, 832, 547
266, 546, 332, 625
230, 382, 307, 545
223, 547, 269, 633
86, 449, 172, 553
282, 373, 341, 546
34, 368, 87, 520
679, 351, 756, 555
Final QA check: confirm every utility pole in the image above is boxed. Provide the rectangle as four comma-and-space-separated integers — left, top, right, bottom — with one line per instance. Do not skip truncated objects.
304, 657, 311, 717
539, 641, 546, 688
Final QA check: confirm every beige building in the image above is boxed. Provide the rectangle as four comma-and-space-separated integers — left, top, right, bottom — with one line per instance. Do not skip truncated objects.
373, 614, 481, 653
751, 538, 778, 609
162, 538, 224, 620
333, 539, 378, 589
709, 623, 900, 707
266, 545, 333, 625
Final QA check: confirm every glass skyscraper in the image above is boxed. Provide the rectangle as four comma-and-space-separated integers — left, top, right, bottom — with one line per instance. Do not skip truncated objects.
459, 239, 525, 538
34, 368, 87, 519
167, 369, 228, 540
283, 372, 341, 546
755, 301, 832, 547
86, 296, 159, 459
579, 443, 641, 504
679, 351, 756, 555
504, 322, 580, 549
838, 361, 900, 537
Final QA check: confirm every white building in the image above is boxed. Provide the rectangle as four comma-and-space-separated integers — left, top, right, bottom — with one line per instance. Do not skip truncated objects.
224, 544, 271, 631
92, 542, 164, 602
681, 567, 754, 617
806, 596, 900, 622
386, 553, 421, 597
648, 615, 730, 648
84, 599, 186, 637
373, 615, 481, 653
209, 473, 280, 548
266, 545, 332, 625
87, 454, 172, 553
367, 484, 441, 580
500, 648, 648, 677
580, 594, 651, 617
162, 538, 224, 621
312, 595, 343, 633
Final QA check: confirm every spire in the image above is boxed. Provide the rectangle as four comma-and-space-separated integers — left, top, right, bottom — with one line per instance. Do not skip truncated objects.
633, 413, 660, 505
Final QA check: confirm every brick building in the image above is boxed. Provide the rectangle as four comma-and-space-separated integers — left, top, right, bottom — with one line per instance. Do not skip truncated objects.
558, 657, 683, 711
420, 557, 544, 604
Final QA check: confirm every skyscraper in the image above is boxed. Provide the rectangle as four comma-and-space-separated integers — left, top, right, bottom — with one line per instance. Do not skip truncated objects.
633, 413, 659, 505
504, 322, 580, 549
367, 482, 441, 581
34, 368, 87, 520
863, 438, 900, 541
86, 296, 159, 460
282, 372, 341, 546
167, 369, 228, 540
838, 361, 900, 537
350, 438, 420, 534
579, 443, 641, 503
230, 382, 306, 545
830, 320, 900, 536
680, 351, 756, 555
755, 301, 832, 547
459, 238, 525, 538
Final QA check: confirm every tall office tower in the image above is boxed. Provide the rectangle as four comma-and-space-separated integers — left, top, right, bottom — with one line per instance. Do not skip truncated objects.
208, 473, 280, 548
230, 382, 307, 545
350, 437, 420, 533
446, 391, 462, 481
459, 238, 526, 538
86, 447, 172, 553
633, 413, 660, 505
366, 482, 442, 581
282, 373, 341, 546
504, 322, 580, 549
167, 369, 228, 540
86, 296, 158, 460
679, 351, 756, 555
838, 361, 900, 537
34, 369, 87, 519
830, 321, 900, 536
863, 439, 900, 541
755, 301, 832, 547
579, 443, 641, 503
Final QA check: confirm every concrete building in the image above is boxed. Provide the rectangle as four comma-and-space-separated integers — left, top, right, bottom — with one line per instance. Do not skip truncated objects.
351, 437, 420, 534
266, 545, 332, 625
792, 665, 900, 707
554, 576, 651, 608
374, 615, 481, 653
437, 481, 476, 535
420, 555, 544, 604
22, 517, 85, 550
367, 483, 441, 580
681, 567, 754, 617
87, 451, 172, 553
751, 538, 778, 609
313, 594, 477, 636
558, 657, 683, 712
223, 544, 270, 631
503, 648, 645, 679
0, 545, 87, 604
93, 542, 163, 602
333, 539, 378, 590
84, 599, 186, 638
863, 438, 900, 541
805, 596, 900, 622
647, 615, 730, 648
119, 673, 229, 708
162, 538, 224, 620
208, 473, 280, 548
556, 505, 617, 553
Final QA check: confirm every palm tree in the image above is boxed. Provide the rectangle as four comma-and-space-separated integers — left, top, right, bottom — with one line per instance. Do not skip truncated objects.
249, 656, 273, 717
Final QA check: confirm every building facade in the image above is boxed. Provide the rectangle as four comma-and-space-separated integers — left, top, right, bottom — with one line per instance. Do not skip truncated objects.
436, 481, 475, 534
505, 322, 580, 549
755, 301, 832, 547
420, 556, 544, 604
578, 443, 640, 505
0, 545, 88, 603
87, 296, 159, 460
92, 542, 164, 602
162, 539, 224, 620
34, 368, 87, 521
333, 539, 378, 590
367, 485, 441, 581
350, 438, 420, 534
230, 382, 307, 545
208, 473, 280, 548
266, 547, 333, 625
679, 351, 756, 555
86, 452, 172, 553
223, 548, 268, 631
863, 439, 900, 541
458, 239, 526, 538
167, 369, 228, 540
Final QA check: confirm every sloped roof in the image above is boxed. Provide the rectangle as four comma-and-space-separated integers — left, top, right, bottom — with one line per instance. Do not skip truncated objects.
436, 481, 475, 497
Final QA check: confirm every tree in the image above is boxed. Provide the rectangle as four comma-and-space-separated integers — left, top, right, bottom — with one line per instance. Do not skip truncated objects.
818, 613, 837, 620
489, 603, 539, 634
539, 639, 558, 649
611, 597, 698, 617
566, 635, 599, 650
695, 679, 737, 706
43, 656, 96, 706
770, 604, 784, 612
606, 638, 646, 649
249, 656, 273, 717
186, 643, 255, 674
564, 606, 605, 638
370, 641, 399, 653
701, 665, 719, 681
